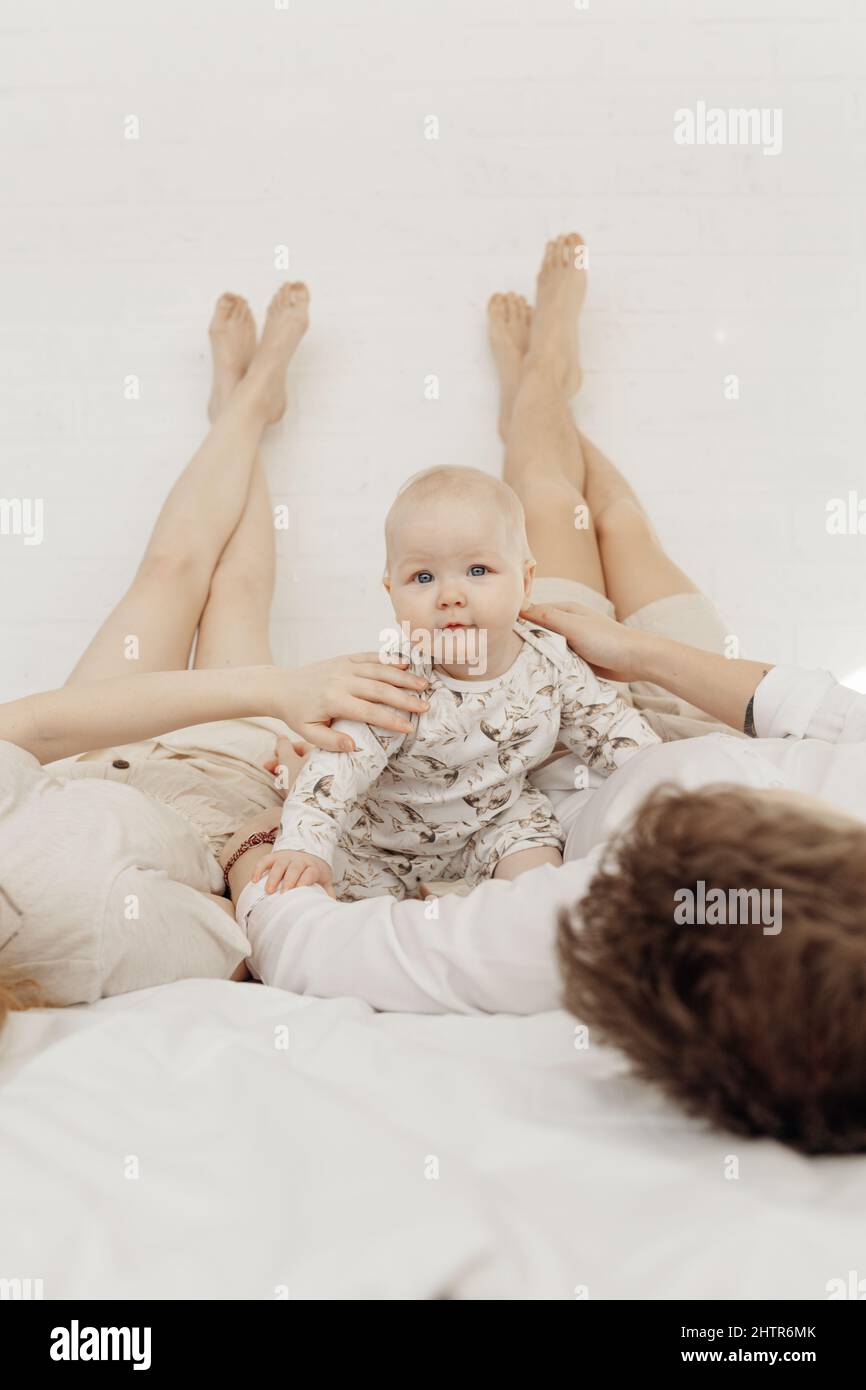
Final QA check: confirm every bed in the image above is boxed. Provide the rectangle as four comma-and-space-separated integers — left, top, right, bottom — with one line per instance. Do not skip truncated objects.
1, 976, 863, 1300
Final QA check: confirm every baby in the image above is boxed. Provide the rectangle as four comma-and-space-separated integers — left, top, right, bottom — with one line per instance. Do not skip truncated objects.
256, 465, 660, 901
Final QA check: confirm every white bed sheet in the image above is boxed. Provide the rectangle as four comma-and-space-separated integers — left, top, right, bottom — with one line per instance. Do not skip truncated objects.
1, 977, 863, 1301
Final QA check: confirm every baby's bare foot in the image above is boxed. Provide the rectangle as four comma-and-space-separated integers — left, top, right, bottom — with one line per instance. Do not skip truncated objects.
527, 232, 586, 398
245, 282, 310, 424
208, 293, 257, 422
488, 292, 533, 442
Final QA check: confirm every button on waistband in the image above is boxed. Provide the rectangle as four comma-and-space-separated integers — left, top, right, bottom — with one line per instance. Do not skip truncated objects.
112, 758, 130, 769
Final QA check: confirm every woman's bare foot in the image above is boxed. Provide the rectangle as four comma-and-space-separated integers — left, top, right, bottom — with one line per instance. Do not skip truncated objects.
208, 293, 257, 422
243, 282, 310, 425
526, 232, 586, 398
488, 292, 533, 442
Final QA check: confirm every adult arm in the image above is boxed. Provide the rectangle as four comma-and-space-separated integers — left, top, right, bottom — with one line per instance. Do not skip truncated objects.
236, 845, 607, 1015
0, 654, 429, 764
637, 636, 773, 736
636, 651, 866, 745
522, 602, 771, 736
522, 601, 866, 745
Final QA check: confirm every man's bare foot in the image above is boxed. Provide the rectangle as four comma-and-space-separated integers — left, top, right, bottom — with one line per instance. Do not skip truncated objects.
208, 293, 257, 422
243, 282, 310, 425
488, 292, 533, 442
526, 232, 586, 398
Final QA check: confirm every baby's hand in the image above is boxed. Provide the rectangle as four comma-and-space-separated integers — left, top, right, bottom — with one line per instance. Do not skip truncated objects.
252, 849, 336, 897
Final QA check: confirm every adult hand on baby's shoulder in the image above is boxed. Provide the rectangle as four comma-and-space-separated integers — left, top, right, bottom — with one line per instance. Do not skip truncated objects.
267, 653, 430, 754
520, 602, 648, 683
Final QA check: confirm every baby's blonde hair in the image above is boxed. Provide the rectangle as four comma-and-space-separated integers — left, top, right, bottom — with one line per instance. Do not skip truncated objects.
383, 466, 532, 574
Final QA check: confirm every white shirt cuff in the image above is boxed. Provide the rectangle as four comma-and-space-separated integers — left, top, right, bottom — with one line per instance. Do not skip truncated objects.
752, 665, 838, 740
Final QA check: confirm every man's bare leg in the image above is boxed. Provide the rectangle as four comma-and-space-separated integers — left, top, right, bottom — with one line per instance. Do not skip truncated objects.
494, 233, 606, 594
580, 432, 701, 620
65, 285, 308, 683
490, 236, 701, 621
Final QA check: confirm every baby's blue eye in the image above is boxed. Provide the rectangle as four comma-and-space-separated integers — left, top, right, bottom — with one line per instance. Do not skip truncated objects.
468, 564, 488, 577
413, 571, 434, 584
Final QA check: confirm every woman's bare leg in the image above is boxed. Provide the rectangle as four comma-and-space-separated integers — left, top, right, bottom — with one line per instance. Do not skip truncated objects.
193, 460, 276, 668
492, 234, 701, 620
195, 298, 280, 670
489, 291, 535, 446
494, 234, 606, 595
65, 285, 309, 683
580, 432, 701, 620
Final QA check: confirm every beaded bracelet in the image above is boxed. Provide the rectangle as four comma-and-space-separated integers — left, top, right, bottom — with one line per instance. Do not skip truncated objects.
223, 827, 278, 893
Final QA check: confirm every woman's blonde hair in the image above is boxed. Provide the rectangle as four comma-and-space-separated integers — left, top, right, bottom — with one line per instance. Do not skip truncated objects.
0, 972, 44, 1034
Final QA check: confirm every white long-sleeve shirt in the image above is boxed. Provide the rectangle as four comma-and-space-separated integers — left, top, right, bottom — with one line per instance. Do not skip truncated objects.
274, 616, 659, 892
238, 665, 866, 1015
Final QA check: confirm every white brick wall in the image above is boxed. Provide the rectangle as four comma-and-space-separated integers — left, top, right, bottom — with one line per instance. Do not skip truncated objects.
2, 0, 864, 700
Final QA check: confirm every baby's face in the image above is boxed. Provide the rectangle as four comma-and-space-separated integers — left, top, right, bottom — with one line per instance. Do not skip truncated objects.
384, 495, 530, 645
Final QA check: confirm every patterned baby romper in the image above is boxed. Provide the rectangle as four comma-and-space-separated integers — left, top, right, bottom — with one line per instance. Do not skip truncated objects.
274, 618, 660, 900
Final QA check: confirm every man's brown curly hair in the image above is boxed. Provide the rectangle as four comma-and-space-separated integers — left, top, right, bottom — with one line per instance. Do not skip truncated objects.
557, 785, 866, 1155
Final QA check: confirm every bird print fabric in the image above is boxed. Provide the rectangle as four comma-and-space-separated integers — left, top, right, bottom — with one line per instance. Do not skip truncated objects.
274, 617, 660, 900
